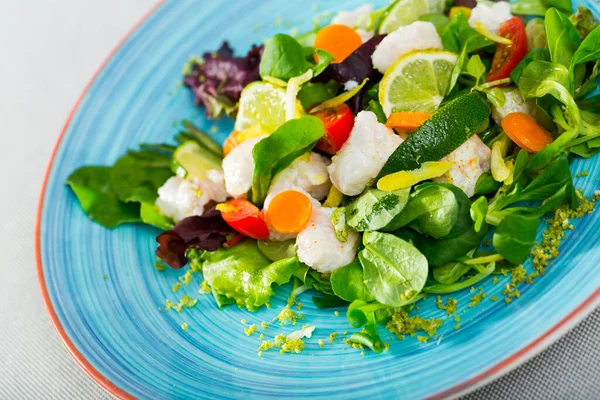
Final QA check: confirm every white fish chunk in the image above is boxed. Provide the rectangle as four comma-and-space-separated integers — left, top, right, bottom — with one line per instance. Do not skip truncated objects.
468, 2, 513, 34
296, 207, 360, 273
434, 136, 491, 197
372, 21, 442, 74
156, 171, 228, 222
328, 111, 403, 196
222, 135, 266, 198
491, 88, 536, 124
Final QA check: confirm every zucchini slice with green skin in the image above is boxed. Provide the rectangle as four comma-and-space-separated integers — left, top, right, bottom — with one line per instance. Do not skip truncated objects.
377, 92, 491, 180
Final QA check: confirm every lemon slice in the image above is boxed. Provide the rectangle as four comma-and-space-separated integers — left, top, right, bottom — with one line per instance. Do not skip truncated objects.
234, 82, 303, 134
379, 50, 458, 116
378, 0, 446, 34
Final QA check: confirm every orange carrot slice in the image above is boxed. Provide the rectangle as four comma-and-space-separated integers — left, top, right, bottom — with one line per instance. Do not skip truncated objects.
266, 190, 312, 234
501, 112, 553, 153
314, 24, 362, 64
385, 112, 432, 130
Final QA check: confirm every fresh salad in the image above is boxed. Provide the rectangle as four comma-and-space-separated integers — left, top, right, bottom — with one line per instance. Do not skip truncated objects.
67, 0, 600, 353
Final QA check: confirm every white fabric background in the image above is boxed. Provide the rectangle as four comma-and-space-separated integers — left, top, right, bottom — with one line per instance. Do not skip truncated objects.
1, 1, 599, 399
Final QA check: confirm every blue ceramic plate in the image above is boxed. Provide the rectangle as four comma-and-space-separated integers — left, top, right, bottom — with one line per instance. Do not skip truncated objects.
37, 1, 600, 398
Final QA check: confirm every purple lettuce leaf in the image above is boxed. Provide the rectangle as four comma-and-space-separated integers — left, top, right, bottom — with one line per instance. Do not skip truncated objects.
319, 34, 386, 86
155, 203, 234, 269
318, 35, 386, 114
184, 41, 263, 119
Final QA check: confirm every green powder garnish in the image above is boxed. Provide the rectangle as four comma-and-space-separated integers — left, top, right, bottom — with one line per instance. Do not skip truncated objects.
277, 306, 304, 326
469, 288, 486, 307
386, 310, 443, 339
164, 295, 197, 312
244, 324, 257, 336
435, 296, 458, 316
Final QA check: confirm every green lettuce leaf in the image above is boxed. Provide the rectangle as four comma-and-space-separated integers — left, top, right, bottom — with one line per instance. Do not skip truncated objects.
202, 240, 299, 311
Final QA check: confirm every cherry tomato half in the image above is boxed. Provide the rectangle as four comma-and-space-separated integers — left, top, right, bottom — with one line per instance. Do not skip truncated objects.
312, 103, 354, 155
216, 199, 270, 240
486, 17, 528, 83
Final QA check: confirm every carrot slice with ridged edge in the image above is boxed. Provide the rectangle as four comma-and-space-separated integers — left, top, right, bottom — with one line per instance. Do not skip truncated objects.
313, 24, 362, 64
266, 190, 312, 234
501, 112, 553, 153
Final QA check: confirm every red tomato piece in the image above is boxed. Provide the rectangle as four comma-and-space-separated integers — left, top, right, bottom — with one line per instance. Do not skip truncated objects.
216, 199, 270, 240
486, 17, 528, 83
313, 103, 355, 155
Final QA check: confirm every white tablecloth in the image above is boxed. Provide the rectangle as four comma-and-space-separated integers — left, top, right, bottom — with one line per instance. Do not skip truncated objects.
2, 1, 598, 398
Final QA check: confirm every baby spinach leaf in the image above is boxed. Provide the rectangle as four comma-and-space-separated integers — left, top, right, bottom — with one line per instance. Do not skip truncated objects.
493, 214, 540, 264
401, 222, 489, 267
474, 172, 502, 195
251, 116, 324, 205
575, 60, 600, 100
545, 8, 581, 69
331, 259, 375, 303
570, 25, 600, 67
259, 34, 310, 81
297, 81, 339, 109
67, 166, 141, 228
345, 188, 411, 232
359, 232, 429, 307
441, 12, 493, 54
470, 196, 488, 233
520, 153, 573, 202
466, 55, 486, 86
540, 183, 571, 213
257, 239, 297, 261
385, 184, 459, 238
519, 60, 570, 93
432, 261, 473, 285
511, 48, 551, 84
518, 61, 581, 170
434, 183, 472, 239
202, 240, 299, 311
424, 262, 495, 294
